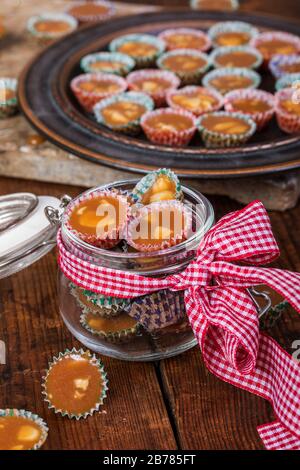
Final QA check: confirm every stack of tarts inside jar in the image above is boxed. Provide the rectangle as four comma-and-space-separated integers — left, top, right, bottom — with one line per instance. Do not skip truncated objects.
66, 169, 193, 342
70, 21, 300, 147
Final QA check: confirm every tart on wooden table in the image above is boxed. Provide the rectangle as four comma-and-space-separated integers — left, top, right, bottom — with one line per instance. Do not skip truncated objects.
66, 0, 115, 23
224, 89, 275, 131
131, 168, 183, 205
157, 49, 210, 85
141, 107, 197, 147
211, 46, 263, 70
27, 13, 77, 44
198, 110, 256, 147
0, 409, 48, 450
0, 77, 18, 118
109, 34, 165, 68
202, 67, 260, 95
80, 311, 139, 343
167, 85, 223, 116
269, 54, 300, 79
80, 52, 135, 76
126, 69, 180, 107
275, 87, 300, 134
70, 72, 127, 113
158, 28, 211, 52
94, 91, 154, 134
251, 31, 300, 65
208, 21, 258, 48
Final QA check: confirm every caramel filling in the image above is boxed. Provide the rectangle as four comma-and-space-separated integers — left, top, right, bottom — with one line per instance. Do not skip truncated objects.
89, 60, 124, 72
164, 33, 206, 49
281, 62, 300, 74
142, 175, 177, 204
171, 92, 218, 113
231, 98, 272, 113
85, 313, 137, 333
281, 99, 300, 117
69, 4, 109, 17
45, 353, 104, 415
102, 101, 146, 126
146, 113, 193, 132
201, 115, 251, 134
215, 51, 257, 68
35, 20, 71, 34
197, 0, 236, 9
0, 88, 15, 103
163, 54, 206, 72
78, 79, 120, 94
0, 416, 43, 450
117, 42, 157, 57
215, 31, 251, 47
209, 75, 253, 94
132, 77, 171, 93
257, 39, 298, 57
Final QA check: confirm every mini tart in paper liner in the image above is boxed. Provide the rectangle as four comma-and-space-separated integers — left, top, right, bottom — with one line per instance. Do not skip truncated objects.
64, 189, 129, 249
126, 200, 193, 253
27, 13, 77, 44
42, 348, 108, 419
191, 0, 239, 11
275, 87, 300, 134
250, 31, 300, 66
166, 85, 223, 117
275, 73, 300, 92
208, 21, 258, 48
126, 69, 180, 107
128, 289, 186, 332
94, 91, 154, 135
141, 107, 197, 147
157, 49, 210, 85
158, 28, 211, 52
130, 168, 183, 205
70, 72, 127, 113
269, 54, 300, 80
198, 111, 256, 148
0, 409, 48, 451
0, 78, 18, 118
210, 45, 263, 70
224, 89, 275, 131
66, 0, 115, 23
80, 52, 135, 76
109, 34, 165, 68
202, 67, 261, 95
80, 311, 139, 343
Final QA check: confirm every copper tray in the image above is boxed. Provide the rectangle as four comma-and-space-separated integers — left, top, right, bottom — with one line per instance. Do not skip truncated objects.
18, 10, 300, 178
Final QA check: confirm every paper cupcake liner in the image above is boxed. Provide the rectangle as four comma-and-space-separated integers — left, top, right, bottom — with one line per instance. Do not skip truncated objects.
80, 312, 139, 343
80, 52, 135, 76
126, 200, 193, 252
0, 78, 18, 118
27, 13, 78, 44
126, 69, 180, 107
157, 49, 210, 85
250, 31, 300, 66
269, 54, 300, 80
210, 45, 263, 70
94, 91, 154, 135
259, 300, 288, 330
158, 28, 211, 52
208, 21, 258, 48
276, 73, 300, 91
128, 289, 186, 332
275, 87, 300, 134
0, 409, 48, 451
141, 107, 197, 147
130, 168, 183, 204
66, 0, 115, 23
42, 348, 108, 419
190, 0, 239, 11
70, 72, 127, 113
109, 34, 165, 68
166, 85, 224, 117
198, 110, 257, 148
224, 89, 274, 131
202, 67, 261, 95
64, 189, 129, 249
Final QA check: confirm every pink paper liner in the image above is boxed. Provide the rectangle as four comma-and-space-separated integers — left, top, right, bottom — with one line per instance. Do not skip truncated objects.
70, 73, 127, 113
64, 189, 129, 249
250, 31, 300, 66
275, 88, 300, 134
224, 89, 275, 131
141, 107, 197, 147
158, 28, 211, 52
126, 69, 180, 107
166, 85, 224, 117
66, 0, 115, 23
126, 200, 193, 253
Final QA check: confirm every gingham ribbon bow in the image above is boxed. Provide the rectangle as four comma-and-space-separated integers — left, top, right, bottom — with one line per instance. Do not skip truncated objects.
58, 200, 300, 450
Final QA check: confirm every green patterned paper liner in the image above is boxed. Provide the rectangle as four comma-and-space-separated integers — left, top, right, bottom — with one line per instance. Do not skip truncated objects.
0, 408, 48, 450
276, 73, 300, 91
208, 21, 258, 48
202, 67, 261, 95
109, 33, 165, 68
27, 13, 78, 41
42, 348, 108, 420
80, 52, 135, 76
157, 49, 210, 85
93, 91, 154, 135
210, 45, 263, 70
130, 168, 183, 204
198, 111, 256, 148
259, 300, 288, 330
0, 78, 18, 118
80, 312, 140, 343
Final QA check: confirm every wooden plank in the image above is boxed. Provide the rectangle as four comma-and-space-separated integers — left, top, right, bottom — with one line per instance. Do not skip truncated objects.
0, 177, 177, 450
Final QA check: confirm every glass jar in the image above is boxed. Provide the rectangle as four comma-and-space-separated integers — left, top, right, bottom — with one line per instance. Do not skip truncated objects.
58, 179, 214, 361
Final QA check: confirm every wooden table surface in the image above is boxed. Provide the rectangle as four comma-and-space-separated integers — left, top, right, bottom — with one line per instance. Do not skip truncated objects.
1, 0, 300, 451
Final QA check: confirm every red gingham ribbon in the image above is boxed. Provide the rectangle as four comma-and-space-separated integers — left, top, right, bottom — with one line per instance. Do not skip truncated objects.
57, 200, 300, 450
